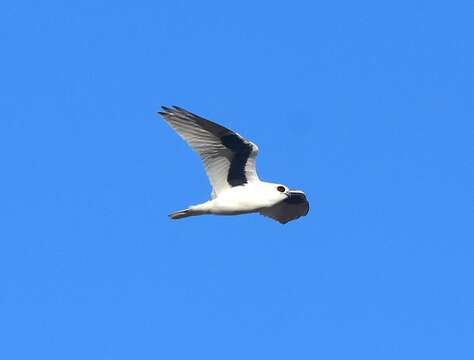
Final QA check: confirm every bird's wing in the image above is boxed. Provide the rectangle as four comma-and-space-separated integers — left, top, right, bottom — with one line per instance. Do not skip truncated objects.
159, 106, 260, 196
260, 191, 309, 224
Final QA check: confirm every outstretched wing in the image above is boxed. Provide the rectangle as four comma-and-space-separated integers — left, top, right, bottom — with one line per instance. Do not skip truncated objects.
260, 191, 309, 224
159, 106, 260, 196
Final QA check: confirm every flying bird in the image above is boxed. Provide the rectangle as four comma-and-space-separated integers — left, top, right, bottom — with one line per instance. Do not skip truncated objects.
158, 106, 309, 224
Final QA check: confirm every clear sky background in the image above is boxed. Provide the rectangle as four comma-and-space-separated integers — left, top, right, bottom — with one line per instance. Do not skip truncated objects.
1, 1, 473, 359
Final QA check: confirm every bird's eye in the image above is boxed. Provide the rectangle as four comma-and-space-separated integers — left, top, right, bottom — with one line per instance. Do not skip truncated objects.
277, 186, 286, 193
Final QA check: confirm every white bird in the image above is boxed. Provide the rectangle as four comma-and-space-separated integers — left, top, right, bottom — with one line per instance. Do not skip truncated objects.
158, 106, 309, 224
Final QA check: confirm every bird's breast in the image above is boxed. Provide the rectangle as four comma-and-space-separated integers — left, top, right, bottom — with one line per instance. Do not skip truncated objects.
209, 186, 274, 214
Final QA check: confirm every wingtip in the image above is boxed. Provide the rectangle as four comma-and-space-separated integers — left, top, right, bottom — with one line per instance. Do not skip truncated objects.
159, 105, 187, 116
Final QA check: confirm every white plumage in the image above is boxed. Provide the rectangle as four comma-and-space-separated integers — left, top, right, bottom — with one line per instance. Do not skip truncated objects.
159, 106, 309, 224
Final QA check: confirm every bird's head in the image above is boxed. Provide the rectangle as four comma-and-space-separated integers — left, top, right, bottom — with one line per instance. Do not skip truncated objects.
258, 182, 292, 205
275, 184, 291, 197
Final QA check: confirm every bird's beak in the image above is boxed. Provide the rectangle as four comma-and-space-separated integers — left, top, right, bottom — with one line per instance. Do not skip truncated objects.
285, 190, 308, 204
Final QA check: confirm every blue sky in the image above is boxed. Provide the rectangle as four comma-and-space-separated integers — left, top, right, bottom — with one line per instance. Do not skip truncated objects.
1, 0, 473, 359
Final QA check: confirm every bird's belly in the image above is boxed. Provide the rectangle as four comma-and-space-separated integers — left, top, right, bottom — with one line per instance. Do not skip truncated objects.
210, 195, 265, 215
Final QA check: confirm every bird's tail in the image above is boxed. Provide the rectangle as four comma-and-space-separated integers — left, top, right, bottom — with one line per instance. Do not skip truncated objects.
169, 208, 195, 220
169, 202, 211, 220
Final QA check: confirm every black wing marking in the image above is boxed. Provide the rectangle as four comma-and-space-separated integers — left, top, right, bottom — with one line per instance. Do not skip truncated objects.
159, 106, 258, 189
220, 133, 253, 186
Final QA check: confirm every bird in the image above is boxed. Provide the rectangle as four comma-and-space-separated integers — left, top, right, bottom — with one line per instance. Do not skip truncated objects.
158, 106, 309, 224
